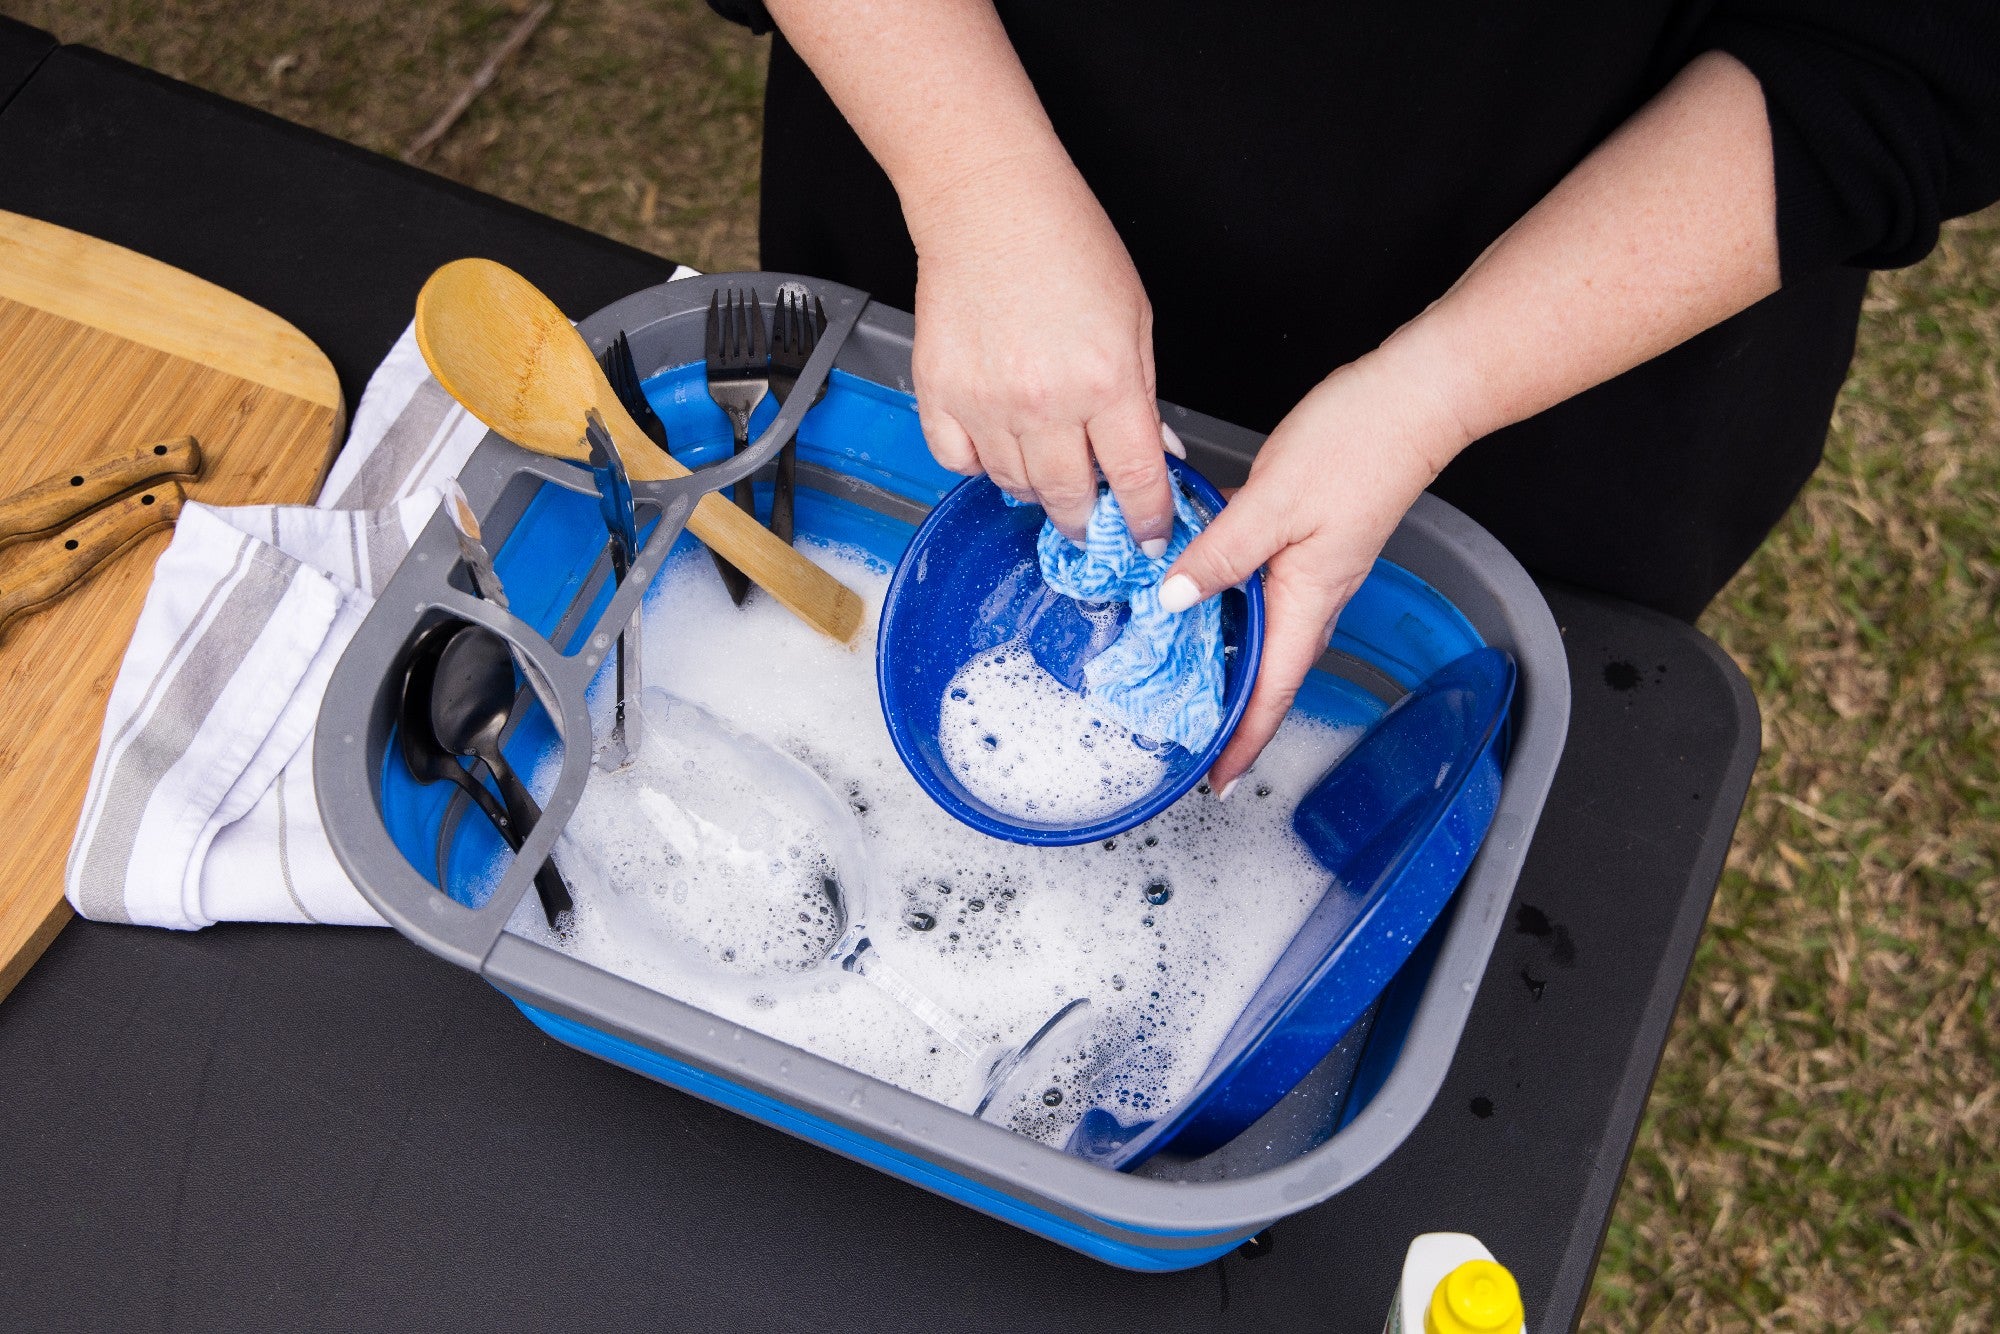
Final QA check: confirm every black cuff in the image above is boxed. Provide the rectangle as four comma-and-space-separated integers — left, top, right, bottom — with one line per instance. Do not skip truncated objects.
1701, 7, 2000, 281
706, 0, 775, 37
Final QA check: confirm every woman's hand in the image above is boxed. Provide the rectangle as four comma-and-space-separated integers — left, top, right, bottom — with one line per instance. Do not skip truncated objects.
764, 8, 1781, 793
905, 155, 1176, 549
1163, 50, 1779, 793
1159, 333, 1470, 798
763, 0, 1176, 549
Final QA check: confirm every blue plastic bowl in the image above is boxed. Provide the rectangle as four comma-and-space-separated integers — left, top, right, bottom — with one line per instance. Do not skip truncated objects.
877, 457, 1264, 845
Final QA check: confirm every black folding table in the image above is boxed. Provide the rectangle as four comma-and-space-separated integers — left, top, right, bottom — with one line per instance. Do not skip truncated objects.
0, 22, 1758, 1332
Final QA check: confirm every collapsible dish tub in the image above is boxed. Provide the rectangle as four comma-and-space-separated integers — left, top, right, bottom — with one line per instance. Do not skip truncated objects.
316, 273, 1571, 1271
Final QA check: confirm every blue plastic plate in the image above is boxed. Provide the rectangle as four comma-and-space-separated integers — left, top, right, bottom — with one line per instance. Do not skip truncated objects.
1066, 646, 1516, 1168
876, 457, 1264, 846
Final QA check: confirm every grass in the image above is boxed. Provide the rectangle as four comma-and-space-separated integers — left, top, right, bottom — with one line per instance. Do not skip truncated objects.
1590, 212, 2000, 1332
12, 4, 1999, 1327
7, 1, 767, 272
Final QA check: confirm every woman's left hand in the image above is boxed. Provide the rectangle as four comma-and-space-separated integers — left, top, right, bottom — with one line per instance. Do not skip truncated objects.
1157, 47, 1788, 795
1158, 334, 1471, 797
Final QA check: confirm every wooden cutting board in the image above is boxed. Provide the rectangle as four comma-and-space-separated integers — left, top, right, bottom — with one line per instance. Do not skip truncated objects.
0, 210, 345, 1001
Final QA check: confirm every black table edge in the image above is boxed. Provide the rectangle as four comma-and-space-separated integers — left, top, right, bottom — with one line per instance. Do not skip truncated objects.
54, 44, 672, 276
0, 15, 54, 113
1546, 584, 1762, 1324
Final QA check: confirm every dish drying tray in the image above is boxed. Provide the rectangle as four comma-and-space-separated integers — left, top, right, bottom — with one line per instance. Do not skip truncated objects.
315, 272, 1571, 1271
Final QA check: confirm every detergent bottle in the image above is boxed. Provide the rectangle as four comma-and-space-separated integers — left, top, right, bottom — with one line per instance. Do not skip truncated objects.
1385, 1232, 1525, 1334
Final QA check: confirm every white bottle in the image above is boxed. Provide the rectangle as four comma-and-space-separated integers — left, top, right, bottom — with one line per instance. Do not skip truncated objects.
1384, 1232, 1524, 1334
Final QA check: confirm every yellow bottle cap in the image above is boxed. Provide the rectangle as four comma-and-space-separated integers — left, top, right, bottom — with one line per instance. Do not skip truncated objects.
1424, 1259, 1523, 1334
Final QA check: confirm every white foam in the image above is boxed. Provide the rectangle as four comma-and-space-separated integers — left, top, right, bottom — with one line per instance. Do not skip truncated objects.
507, 541, 1362, 1148
938, 643, 1169, 824
555, 689, 861, 982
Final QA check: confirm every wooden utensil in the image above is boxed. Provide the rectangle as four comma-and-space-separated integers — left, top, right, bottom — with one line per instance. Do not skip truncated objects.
411, 258, 864, 646
0, 481, 186, 639
0, 209, 344, 1002
0, 435, 201, 547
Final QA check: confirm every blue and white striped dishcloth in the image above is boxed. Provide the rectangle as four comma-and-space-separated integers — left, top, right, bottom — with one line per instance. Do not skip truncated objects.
1036, 485, 1225, 752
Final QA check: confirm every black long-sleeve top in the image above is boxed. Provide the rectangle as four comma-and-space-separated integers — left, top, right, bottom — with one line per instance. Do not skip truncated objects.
714, 1, 2000, 618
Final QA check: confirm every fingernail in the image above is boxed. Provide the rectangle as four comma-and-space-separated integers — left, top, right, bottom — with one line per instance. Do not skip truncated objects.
1160, 422, 1186, 459
1215, 777, 1239, 802
1140, 537, 1168, 560
1157, 572, 1201, 613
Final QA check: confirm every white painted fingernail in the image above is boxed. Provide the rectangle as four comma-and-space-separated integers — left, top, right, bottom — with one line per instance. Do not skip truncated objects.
1215, 777, 1239, 803
1157, 573, 1201, 613
1140, 537, 1168, 560
1160, 421, 1186, 459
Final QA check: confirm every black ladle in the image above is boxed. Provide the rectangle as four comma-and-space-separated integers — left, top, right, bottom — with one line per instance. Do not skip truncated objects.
419, 621, 574, 929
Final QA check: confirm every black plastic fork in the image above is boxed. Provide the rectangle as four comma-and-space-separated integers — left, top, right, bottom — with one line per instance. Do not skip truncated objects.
598, 331, 749, 601
765, 287, 828, 546
704, 289, 769, 605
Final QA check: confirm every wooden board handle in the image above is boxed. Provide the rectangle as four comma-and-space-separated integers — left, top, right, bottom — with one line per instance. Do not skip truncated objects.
0, 482, 186, 639
0, 436, 202, 546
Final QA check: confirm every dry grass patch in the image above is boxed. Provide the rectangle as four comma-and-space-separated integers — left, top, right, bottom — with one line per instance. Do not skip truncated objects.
1588, 209, 2000, 1331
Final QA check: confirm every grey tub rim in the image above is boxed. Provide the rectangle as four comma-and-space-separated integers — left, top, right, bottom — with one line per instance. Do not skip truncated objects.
314, 272, 1572, 1244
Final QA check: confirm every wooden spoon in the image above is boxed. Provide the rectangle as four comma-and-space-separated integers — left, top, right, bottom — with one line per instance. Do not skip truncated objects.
413, 258, 863, 646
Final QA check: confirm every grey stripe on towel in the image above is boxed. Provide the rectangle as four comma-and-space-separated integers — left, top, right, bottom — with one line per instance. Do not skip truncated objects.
73, 547, 303, 922
274, 766, 321, 924
347, 511, 365, 590
331, 377, 456, 510
364, 508, 413, 597
72, 536, 256, 852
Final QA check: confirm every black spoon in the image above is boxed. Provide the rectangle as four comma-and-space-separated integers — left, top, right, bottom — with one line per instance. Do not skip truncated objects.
424, 622, 574, 929
400, 619, 515, 847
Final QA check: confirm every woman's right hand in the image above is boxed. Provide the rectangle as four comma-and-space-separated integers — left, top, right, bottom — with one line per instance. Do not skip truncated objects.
903, 155, 1177, 552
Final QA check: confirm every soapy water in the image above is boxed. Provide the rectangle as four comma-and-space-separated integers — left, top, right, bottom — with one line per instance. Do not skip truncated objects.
558, 684, 1005, 1070
555, 689, 860, 980
938, 643, 1169, 824
501, 540, 1362, 1149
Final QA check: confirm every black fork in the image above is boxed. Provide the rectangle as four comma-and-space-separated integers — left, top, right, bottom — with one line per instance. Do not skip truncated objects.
704, 289, 770, 608
598, 331, 749, 601
765, 287, 828, 546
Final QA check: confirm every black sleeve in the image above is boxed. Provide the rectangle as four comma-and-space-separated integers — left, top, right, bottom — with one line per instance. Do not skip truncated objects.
705, 0, 774, 37
1702, 1, 2000, 279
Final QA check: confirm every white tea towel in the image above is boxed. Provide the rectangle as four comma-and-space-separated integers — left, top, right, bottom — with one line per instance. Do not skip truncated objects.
67, 265, 700, 929
67, 324, 498, 928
